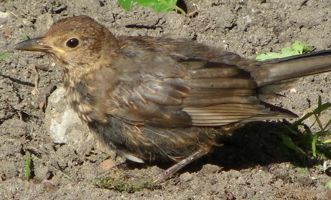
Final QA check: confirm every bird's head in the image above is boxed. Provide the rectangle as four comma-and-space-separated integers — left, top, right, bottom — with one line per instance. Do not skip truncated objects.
15, 15, 118, 70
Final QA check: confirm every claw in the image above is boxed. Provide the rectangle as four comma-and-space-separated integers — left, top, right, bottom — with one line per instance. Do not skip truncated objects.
153, 148, 208, 184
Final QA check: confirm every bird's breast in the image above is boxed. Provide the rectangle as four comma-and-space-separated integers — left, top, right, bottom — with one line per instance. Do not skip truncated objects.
63, 74, 106, 124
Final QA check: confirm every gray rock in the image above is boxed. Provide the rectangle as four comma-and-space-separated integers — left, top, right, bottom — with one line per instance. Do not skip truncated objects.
0, 11, 10, 25
44, 87, 95, 154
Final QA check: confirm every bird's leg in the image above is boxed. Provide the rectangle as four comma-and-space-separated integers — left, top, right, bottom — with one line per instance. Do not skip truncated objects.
153, 148, 209, 184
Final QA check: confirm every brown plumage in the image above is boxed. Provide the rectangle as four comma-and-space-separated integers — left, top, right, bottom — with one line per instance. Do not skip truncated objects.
15, 15, 331, 182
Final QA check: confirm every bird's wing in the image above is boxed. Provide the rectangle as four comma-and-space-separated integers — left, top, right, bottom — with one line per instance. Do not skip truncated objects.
97, 37, 296, 127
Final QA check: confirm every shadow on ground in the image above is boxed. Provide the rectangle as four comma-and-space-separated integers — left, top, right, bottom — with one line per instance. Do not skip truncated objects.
123, 121, 317, 175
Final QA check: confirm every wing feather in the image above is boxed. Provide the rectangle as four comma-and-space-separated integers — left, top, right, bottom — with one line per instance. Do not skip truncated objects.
103, 38, 296, 128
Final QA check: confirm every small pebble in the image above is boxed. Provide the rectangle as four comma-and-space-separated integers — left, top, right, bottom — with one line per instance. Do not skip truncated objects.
0, 11, 10, 25
179, 172, 193, 182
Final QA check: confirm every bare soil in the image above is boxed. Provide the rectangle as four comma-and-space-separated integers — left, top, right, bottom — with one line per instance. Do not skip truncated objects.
0, 0, 331, 199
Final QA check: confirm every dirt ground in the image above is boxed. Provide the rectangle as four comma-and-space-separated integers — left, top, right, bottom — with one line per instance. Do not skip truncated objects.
1, 0, 331, 199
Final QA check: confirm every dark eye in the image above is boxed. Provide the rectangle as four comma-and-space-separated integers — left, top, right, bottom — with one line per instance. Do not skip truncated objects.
66, 38, 79, 48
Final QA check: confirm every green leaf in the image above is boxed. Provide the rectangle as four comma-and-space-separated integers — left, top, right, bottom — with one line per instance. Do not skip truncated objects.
255, 52, 282, 61
118, 0, 136, 11
292, 41, 314, 54
323, 138, 331, 144
314, 102, 331, 115
24, 152, 33, 180
292, 111, 314, 126
280, 134, 306, 156
154, 0, 178, 12
137, 0, 177, 12
256, 41, 314, 61
312, 134, 318, 157
325, 180, 331, 189
118, 0, 179, 13
0, 52, 8, 62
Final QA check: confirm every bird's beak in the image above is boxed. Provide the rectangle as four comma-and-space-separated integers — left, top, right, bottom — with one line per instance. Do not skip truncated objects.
15, 37, 50, 52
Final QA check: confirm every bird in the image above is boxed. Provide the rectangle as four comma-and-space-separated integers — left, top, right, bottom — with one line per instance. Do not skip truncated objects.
15, 15, 331, 183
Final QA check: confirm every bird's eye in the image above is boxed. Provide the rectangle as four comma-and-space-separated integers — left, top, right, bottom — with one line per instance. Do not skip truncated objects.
66, 38, 79, 48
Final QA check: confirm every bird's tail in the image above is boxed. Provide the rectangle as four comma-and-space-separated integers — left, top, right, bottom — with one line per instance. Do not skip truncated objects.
252, 50, 331, 87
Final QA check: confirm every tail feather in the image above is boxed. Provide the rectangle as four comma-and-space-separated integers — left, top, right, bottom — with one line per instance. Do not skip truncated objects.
252, 50, 331, 87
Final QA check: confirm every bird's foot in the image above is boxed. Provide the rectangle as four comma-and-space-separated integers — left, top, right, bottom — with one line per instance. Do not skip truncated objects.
153, 148, 208, 184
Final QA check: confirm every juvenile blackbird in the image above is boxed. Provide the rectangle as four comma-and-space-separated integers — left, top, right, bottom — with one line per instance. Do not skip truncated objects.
15, 15, 331, 182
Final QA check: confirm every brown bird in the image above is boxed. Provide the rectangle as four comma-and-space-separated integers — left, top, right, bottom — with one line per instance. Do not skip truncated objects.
15, 15, 331, 183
